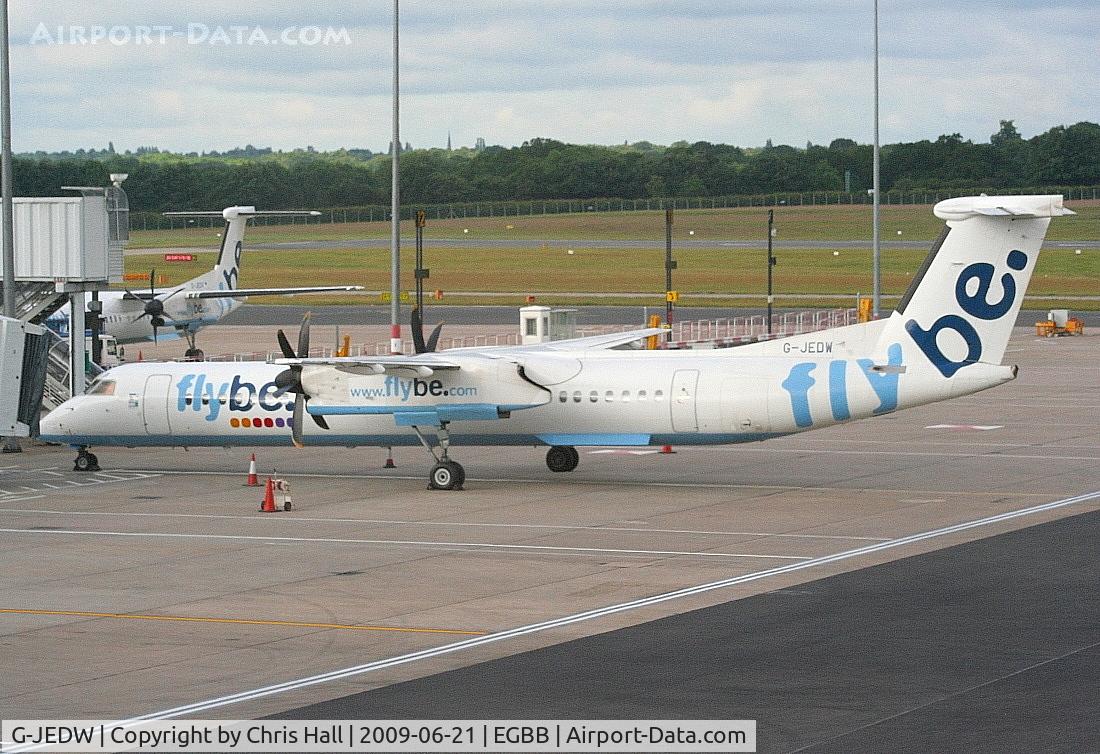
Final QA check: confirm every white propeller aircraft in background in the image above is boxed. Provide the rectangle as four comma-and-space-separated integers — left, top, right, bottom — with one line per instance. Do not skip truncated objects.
46, 207, 363, 358
41, 195, 1073, 488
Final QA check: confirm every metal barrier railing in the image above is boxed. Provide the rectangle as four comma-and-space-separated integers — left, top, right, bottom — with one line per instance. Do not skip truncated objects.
141, 308, 862, 364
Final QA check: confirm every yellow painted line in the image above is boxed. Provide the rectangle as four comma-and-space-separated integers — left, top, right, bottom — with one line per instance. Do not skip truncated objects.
0, 609, 486, 636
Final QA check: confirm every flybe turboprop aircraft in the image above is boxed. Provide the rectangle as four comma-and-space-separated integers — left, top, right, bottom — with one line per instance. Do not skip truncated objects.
41, 195, 1073, 489
46, 207, 362, 358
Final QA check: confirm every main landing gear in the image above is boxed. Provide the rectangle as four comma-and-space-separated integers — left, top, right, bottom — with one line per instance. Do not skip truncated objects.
545, 445, 579, 472
182, 330, 205, 361
411, 422, 465, 491
74, 447, 100, 472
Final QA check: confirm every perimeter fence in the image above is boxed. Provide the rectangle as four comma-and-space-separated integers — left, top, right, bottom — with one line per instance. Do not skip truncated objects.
129, 185, 1100, 231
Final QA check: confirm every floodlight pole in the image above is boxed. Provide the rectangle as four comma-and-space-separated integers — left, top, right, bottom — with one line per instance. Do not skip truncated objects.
0, 0, 18, 453
1, 0, 14, 320
871, 0, 881, 319
767, 209, 775, 334
389, 0, 402, 354
664, 206, 675, 342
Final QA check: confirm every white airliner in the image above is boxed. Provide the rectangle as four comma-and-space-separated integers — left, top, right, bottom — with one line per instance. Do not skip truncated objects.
46, 207, 362, 358
41, 195, 1073, 489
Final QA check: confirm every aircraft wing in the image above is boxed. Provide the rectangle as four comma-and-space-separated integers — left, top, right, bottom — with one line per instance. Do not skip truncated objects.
270, 353, 462, 376
485, 327, 667, 352
184, 285, 363, 299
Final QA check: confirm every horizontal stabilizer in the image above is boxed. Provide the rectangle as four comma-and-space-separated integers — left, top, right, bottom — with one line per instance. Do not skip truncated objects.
165, 207, 322, 220
933, 195, 1075, 221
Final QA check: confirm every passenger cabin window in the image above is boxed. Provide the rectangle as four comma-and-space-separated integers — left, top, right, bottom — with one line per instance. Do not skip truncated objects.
559, 390, 568, 403
572, 391, 582, 403
589, 390, 598, 403
638, 390, 647, 401
621, 390, 630, 402
654, 389, 664, 402
605, 390, 614, 402
87, 379, 116, 396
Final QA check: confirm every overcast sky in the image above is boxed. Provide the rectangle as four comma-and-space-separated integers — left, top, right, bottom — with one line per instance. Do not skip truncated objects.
10, 1, 1098, 153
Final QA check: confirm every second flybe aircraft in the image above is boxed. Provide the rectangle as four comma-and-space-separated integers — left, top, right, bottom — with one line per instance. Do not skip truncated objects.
41, 195, 1072, 489
46, 207, 362, 358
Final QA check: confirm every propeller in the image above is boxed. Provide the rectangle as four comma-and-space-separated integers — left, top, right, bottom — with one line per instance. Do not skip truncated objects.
271, 312, 329, 448
410, 306, 444, 354
125, 268, 182, 344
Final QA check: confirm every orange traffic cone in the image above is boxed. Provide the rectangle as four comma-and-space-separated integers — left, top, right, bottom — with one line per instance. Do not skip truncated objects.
660, 444, 675, 454
383, 447, 396, 469
259, 477, 277, 512
246, 453, 259, 486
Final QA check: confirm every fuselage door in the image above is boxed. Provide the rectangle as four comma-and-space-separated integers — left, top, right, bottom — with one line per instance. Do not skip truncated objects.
670, 369, 699, 432
142, 374, 173, 435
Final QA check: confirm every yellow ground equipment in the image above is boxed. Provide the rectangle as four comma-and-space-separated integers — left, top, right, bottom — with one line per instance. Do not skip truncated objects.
1036, 309, 1085, 337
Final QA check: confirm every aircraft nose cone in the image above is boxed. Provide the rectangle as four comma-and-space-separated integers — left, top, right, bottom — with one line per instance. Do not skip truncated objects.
38, 406, 71, 442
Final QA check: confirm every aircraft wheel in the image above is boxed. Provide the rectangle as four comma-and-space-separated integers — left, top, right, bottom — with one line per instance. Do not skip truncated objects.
74, 451, 100, 473
429, 461, 465, 491
546, 445, 579, 472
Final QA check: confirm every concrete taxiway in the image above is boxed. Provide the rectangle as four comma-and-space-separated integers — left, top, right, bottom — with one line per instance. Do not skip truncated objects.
1, 328, 1097, 748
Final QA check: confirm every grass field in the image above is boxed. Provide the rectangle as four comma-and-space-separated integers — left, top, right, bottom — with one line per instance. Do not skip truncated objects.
128, 201, 1100, 248
122, 201, 1099, 308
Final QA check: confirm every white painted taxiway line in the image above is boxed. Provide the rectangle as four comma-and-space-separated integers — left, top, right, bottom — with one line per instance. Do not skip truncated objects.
0, 508, 889, 542
5, 487, 1092, 745
107, 468, 1061, 496
714, 447, 1100, 461
0, 528, 807, 561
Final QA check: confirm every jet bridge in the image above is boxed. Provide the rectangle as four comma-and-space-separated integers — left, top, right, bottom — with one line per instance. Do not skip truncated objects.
0, 316, 49, 438
0, 185, 127, 400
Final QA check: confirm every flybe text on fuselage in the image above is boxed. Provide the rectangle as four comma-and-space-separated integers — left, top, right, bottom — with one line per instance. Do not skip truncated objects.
780, 343, 902, 428
176, 373, 292, 421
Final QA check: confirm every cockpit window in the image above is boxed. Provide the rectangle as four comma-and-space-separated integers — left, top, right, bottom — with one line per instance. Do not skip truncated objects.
87, 379, 116, 396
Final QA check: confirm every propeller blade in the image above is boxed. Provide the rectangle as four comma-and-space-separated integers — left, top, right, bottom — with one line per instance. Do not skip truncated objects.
276, 330, 296, 360
311, 413, 330, 430
149, 268, 156, 297
297, 312, 312, 358
122, 289, 142, 302
292, 393, 305, 448
425, 322, 444, 353
410, 307, 427, 354
152, 322, 159, 344
130, 311, 148, 324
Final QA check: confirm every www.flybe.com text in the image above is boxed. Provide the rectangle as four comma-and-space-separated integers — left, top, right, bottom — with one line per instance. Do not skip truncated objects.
350, 376, 479, 401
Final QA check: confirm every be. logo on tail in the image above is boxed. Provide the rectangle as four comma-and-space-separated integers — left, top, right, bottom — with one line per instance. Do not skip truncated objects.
904, 249, 1027, 378
221, 240, 243, 290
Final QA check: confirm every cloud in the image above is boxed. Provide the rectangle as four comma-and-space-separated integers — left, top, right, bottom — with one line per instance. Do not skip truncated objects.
8, 0, 1099, 152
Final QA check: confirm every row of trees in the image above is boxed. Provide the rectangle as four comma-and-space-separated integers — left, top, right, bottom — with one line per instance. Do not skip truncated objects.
14, 121, 1100, 212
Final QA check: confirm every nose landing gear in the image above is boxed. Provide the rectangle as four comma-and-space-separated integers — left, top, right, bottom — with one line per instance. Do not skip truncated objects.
74, 448, 100, 472
545, 445, 580, 472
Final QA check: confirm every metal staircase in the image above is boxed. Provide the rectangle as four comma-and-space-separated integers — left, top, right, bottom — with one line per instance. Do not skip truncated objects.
40, 329, 102, 411
15, 281, 66, 323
